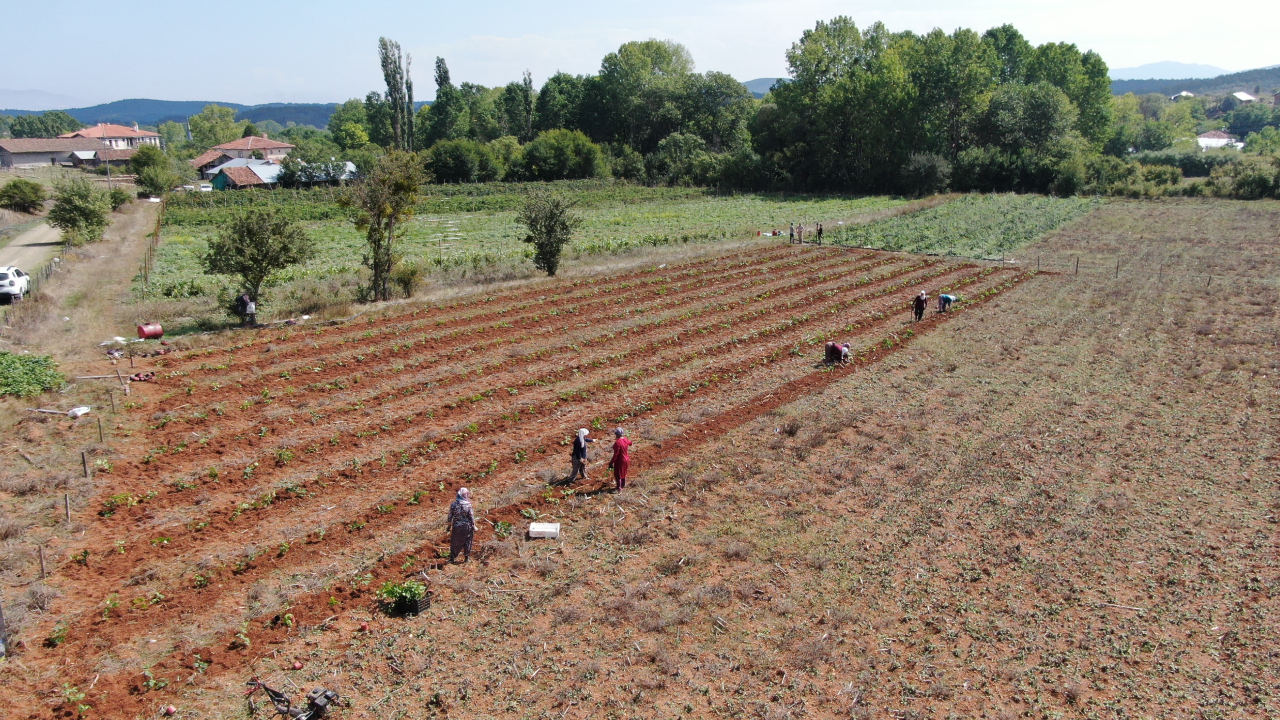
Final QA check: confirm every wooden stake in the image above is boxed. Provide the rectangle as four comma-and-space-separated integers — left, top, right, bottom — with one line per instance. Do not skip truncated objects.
81, 452, 90, 478
97, 416, 104, 442
1158, 264, 1163, 282
39, 546, 47, 579
115, 369, 125, 389
1115, 258, 1120, 279
0, 588, 7, 643
108, 390, 116, 413
1074, 257, 1079, 275
1207, 275, 1212, 287
65, 493, 71, 522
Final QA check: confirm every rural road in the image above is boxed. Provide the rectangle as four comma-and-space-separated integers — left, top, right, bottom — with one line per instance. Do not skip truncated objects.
0, 222, 62, 271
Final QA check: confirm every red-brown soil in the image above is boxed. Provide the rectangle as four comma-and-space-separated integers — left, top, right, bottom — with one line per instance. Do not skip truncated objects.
3, 199, 1278, 720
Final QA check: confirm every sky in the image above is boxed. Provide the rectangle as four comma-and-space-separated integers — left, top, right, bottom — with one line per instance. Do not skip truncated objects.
2, 0, 1278, 109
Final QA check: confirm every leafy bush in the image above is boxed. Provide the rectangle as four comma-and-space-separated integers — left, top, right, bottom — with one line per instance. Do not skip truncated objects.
1210, 156, 1280, 199
425, 139, 501, 183
0, 179, 47, 213
48, 177, 111, 244
522, 129, 608, 181
376, 579, 426, 602
390, 260, 423, 298
109, 187, 132, 211
1130, 149, 1240, 178
0, 352, 66, 397
900, 153, 951, 196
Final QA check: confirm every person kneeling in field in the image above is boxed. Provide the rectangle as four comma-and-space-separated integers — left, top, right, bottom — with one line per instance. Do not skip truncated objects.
825, 341, 851, 364
938, 293, 956, 313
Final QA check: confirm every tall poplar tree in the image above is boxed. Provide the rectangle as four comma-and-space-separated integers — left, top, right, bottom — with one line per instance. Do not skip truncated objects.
378, 38, 415, 151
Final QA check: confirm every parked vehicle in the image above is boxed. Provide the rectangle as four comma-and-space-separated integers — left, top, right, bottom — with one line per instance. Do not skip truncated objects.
0, 266, 30, 303
199, 183, 213, 192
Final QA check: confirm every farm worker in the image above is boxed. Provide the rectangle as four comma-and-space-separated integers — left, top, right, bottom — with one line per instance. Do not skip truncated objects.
788, 223, 795, 243
447, 487, 475, 563
938, 294, 956, 313
912, 291, 928, 322
568, 428, 596, 482
797, 224, 804, 243
824, 342, 851, 364
245, 298, 257, 326
816, 223, 824, 245
608, 428, 632, 491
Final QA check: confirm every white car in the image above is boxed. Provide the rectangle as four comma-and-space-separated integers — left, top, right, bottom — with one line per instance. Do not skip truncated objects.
0, 266, 30, 302
198, 184, 213, 192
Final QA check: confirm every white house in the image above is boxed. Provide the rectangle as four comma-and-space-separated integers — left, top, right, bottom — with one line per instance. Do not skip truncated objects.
1197, 130, 1243, 150
59, 123, 161, 150
211, 134, 295, 162
1231, 91, 1256, 103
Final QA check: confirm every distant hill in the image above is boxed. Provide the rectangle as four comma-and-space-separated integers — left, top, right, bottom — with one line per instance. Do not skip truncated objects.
2, 98, 434, 129
743, 78, 785, 99
0, 99, 337, 129
1109, 61, 1228, 81
1111, 65, 1280, 96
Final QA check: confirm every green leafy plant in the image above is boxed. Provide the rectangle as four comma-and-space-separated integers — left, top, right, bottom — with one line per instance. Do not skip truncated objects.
0, 352, 66, 397
494, 521, 513, 539
376, 579, 427, 602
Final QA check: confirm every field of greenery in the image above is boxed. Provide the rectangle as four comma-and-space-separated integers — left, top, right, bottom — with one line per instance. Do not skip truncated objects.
150, 181, 904, 300
827, 193, 1101, 258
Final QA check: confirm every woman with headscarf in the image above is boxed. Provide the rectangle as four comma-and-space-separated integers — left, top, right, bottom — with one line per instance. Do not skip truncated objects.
608, 428, 632, 491
447, 487, 476, 563
568, 428, 595, 482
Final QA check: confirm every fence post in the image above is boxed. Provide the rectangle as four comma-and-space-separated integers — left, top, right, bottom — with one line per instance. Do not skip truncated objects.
64, 493, 71, 522
1115, 258, 1119, 279
1207, 275, 1212, 287
97, 416, 104, 442
81, 452, 90, 479
39, 545, 47, 578
1074, 257, 1079, 276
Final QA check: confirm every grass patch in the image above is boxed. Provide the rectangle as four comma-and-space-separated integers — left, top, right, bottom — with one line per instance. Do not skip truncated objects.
829, 193, 1100, 259
150, 182, 905, 302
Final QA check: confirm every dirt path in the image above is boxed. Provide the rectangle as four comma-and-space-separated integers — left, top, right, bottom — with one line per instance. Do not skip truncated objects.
0, 221, 61, 271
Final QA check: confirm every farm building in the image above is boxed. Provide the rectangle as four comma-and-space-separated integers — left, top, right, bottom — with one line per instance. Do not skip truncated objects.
1170, 91, 1195, 101
1231, 91, 1256, 103
68, 148, 136, 168
211, 134, 294, 161
1197, 130, 1243, 149
59, 123, 161, 150
211, 160, 282, 190
0, 138, 108, 167
189, 149, 235, 179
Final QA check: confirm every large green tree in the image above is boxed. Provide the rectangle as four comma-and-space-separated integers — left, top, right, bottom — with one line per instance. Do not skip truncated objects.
378, 37, 415, 151
908, 28, 998, 159
499, 71, 537, 142
341, 151, 424, 302
534, 72, 586, 132
189, 104, 244, 147
202, 209, 315, 306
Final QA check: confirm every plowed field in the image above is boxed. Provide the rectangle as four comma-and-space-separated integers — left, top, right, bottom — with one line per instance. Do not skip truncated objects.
5, 244, 1034, 718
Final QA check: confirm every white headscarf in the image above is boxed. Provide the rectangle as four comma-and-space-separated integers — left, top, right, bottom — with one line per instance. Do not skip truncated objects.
577, 428, 589, 443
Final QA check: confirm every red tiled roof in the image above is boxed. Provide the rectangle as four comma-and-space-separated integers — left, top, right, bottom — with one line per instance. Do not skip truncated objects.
213, 136, 295, 151
190, 149, 232, 168
219, 166, 268, 186
0, 138, 108, 153
59, 123, 159, 139
1198, 130, 1234, 139
97, 148, 137, 162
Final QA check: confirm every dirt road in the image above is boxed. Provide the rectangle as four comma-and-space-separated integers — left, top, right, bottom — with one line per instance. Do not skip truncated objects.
0, 221, 61, 270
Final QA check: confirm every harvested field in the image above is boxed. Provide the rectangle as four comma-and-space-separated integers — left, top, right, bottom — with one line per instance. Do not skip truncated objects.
2, 198, 1277, 720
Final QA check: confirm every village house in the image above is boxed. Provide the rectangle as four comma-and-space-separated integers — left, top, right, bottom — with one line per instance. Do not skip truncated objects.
1231, 91, 1256, 104
1197, 130, 1243, 150
211, 134, 294, 162
68, 148, 137, 168
211, 159, 283, 190
189, 149, 235, 179
59, 123, 161, 150
0, 138, 109, 167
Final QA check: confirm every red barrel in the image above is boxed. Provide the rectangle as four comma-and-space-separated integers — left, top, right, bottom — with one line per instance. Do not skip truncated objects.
137, 323, 164, 340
